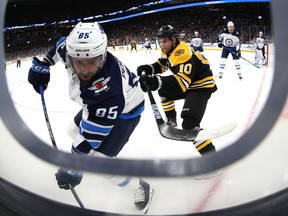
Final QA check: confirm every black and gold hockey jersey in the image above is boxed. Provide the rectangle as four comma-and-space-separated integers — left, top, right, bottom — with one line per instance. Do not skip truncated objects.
153, 41, 217, 98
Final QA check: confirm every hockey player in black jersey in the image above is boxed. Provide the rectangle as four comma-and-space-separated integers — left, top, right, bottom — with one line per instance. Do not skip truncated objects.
28, 22, 153, 212
130, 39, 137, 52
137, 25, 218, 158
218, 21, 242, 79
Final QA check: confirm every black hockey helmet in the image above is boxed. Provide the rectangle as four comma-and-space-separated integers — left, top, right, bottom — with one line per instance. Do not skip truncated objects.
157, 25, 178, 39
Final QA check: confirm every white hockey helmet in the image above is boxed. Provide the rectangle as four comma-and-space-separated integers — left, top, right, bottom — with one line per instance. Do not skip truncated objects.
259, 31, 263, 37
66, 22, 107, 59
227, 21, 234, 27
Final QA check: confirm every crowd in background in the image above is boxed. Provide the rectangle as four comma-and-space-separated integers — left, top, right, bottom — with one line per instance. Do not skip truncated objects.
4, 3, 271, 61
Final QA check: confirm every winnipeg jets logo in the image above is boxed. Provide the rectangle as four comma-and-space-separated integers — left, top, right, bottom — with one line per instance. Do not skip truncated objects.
88, 77, 111, 94
225, 38, 233, 46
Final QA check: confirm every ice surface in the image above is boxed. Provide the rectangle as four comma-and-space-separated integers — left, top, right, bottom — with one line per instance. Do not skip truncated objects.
3, 48, 286, 215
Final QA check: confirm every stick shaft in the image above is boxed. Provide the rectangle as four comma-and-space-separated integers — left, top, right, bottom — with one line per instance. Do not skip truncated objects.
223, 46, 260, 69
39, 85, 84, 208
69, 184, 85, 208
39, 85, 57, 149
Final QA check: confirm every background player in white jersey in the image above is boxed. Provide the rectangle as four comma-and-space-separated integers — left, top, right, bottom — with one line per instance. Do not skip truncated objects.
190, 31, 204, 56
144, 38, 152, 53
218, 21, 242, 79
254, 31, 267, 66
27, 22, 152, 213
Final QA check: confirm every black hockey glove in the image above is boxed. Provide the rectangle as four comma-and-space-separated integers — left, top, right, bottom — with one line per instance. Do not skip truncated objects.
55, 167, 83, 190
137, 64, 154, 76
236, 50, 241, 58
28, 57, 51, 94
139, 75, 161, 92
217, 42, 223, 48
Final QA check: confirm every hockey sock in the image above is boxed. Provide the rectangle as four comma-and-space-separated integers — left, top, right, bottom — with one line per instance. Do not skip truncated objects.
161, 100, 176, 118
194, 140, 216, 156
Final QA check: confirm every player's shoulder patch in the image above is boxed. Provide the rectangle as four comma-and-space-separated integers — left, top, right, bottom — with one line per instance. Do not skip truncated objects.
174, 49, 185, 57
169, 42, 191, 66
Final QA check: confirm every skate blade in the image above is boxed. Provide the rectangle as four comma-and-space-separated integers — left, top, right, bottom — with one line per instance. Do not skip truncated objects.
143, 188, 154, 214
194, 170, 222, 180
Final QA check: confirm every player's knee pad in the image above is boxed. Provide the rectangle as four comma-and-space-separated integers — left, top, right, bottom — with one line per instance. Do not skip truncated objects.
220, 58, 227, 64
233, 59, 240, 65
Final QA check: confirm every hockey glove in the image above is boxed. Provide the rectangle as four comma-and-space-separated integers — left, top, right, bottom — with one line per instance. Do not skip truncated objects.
217, 42, 223, 48
55, 167, 83, 190
28, 57, 51, 94
139, 75, 161, 92
236, 50, 241, 58
137, 64, 154, 76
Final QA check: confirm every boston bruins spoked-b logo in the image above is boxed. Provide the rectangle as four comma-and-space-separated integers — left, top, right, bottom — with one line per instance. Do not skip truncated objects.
175, 49, 185, 57
225, 38, 233, 46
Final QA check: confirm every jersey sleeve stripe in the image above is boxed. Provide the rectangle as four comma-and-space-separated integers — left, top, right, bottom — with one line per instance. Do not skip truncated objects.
193, 76, 214, 85
173, 75, 188, 92
176, 72, 191, 84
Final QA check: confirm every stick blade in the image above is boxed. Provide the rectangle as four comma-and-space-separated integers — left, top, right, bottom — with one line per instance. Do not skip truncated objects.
158, 123, 199, 141
195, 122, 237, 142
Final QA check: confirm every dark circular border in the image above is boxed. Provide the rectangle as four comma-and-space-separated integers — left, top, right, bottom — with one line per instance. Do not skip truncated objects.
0, 1, 287, 177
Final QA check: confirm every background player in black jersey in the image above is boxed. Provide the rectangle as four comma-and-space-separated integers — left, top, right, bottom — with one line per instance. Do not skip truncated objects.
130, 39, 137, 52
16, 56, 21, 68
136, 25, 219, 165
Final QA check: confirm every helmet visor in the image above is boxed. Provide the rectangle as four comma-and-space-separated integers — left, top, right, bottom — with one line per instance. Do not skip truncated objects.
69, 55, 103, 81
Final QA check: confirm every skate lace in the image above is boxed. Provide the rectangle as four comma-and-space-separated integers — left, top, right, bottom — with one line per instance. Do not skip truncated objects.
134, 186, 145, 202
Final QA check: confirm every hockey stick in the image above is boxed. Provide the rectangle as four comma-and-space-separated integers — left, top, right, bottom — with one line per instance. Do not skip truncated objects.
141, 75, 201, 142
201, 42, 214, 47
39, 85, 85, 208
69, 184, 85, 208
223, 46, 260, 69
39, 85, 57, 149
142, 75, 237, 142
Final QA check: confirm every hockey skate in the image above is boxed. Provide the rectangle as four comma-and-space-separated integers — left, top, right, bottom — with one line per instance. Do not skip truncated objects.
194, 169, 222, 180
134, 179, 154, 214
219, 72, 223, 79
165, 117, 177, 127
238, 73, 242, 80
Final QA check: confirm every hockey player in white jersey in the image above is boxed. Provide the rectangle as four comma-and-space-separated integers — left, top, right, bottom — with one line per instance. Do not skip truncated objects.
190, 31, 205, 56
28, 21, 153, 213
218, 21, 242, 79
254, 31, 267, 66
144, 38, 152, 53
